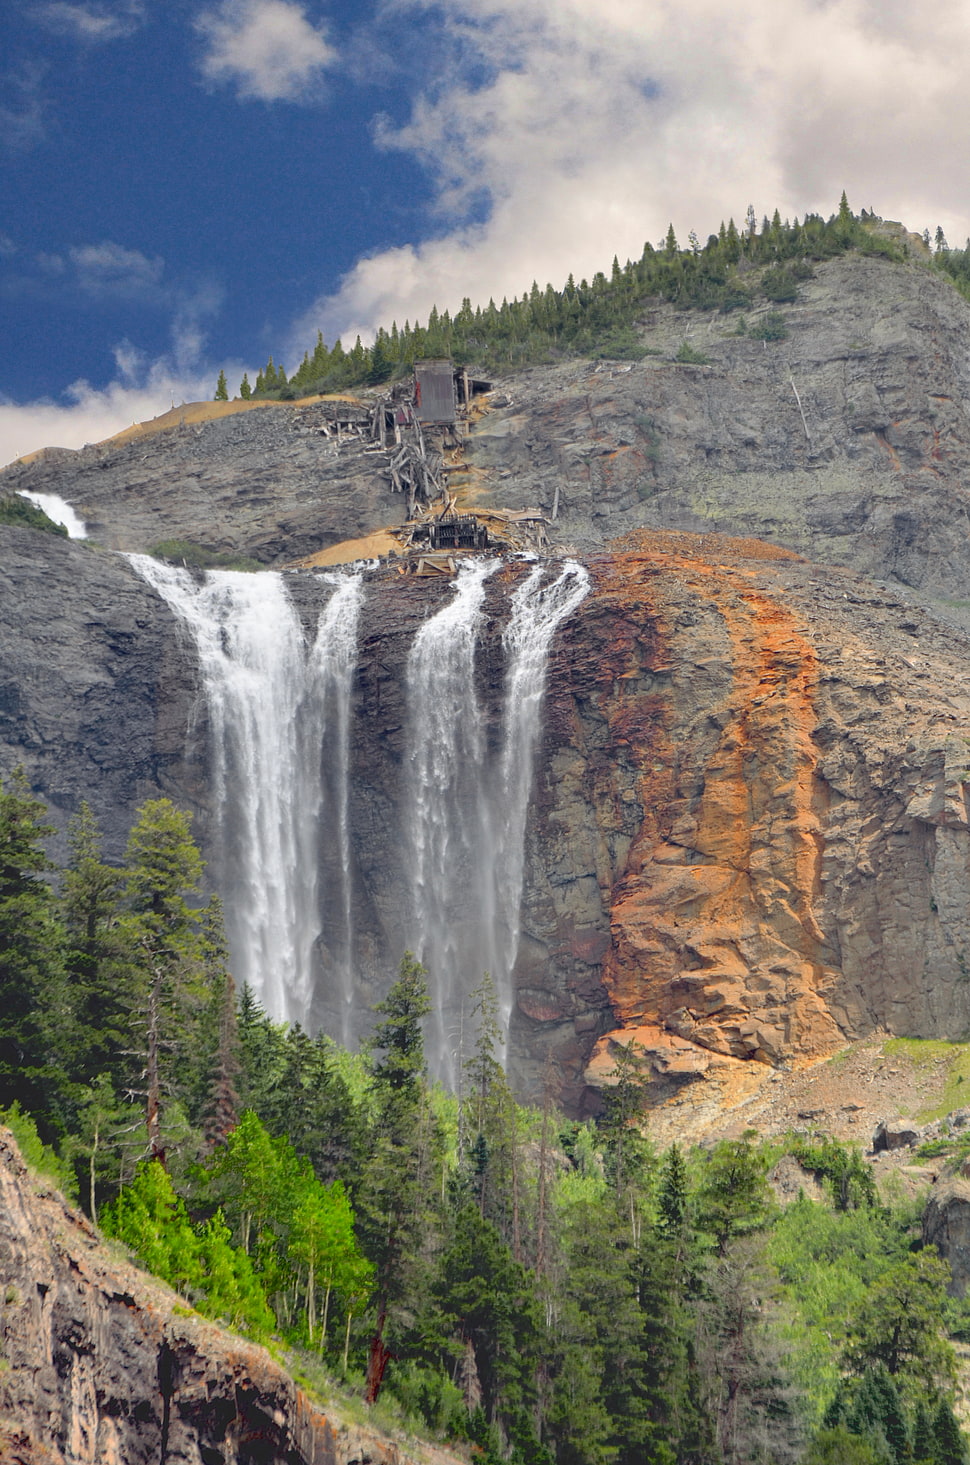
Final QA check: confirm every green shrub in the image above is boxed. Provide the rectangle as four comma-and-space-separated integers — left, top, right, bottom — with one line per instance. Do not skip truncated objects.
0, 1103, 77, 1197
762, 266, 799, 302
0, 496, 68, 537
675, 340, 709, 364
752, 311, 789, 341
150, 540, 262, 573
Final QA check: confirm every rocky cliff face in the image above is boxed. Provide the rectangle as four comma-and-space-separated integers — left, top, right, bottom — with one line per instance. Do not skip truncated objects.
461, 255, 970, 611
0, 526, 201, 862
7, 249, 970, 1114
4, 520, 970, 1115
529, 531, 970, 1111
0, 1127, 463, 1465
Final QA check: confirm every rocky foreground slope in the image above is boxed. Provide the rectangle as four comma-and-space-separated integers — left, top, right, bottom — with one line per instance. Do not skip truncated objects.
0, 1127, 462, 1465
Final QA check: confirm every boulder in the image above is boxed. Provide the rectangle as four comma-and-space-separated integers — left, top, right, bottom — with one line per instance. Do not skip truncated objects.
872, 1118, 922, 1152
923, 1176, 970, 1295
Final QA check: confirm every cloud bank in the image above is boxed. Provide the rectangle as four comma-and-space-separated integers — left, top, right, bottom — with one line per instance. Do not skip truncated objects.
196, 0, 336, 102
0, 342, 261, 469
292, 0, 970, 350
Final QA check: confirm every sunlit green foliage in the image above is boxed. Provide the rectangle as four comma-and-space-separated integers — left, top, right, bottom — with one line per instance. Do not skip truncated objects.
0, 494, 68, 536
2, 785, 970, 1463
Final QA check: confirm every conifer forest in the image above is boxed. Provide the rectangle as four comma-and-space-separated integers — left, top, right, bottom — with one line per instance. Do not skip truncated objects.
3, 771, 969, 1465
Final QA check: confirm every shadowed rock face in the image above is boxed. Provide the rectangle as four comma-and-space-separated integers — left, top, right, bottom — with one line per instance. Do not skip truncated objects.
0, 1127, 464, 1465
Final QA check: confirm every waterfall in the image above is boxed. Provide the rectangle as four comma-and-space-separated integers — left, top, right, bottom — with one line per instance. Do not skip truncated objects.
493, 560, 590, 1041
17, 490, 87, 539
305, 573, 364, 1045
406, 557, 589, 1084
406, 559, 499, 1083
128, 556, 363, 1028
132, 546, 588, 1086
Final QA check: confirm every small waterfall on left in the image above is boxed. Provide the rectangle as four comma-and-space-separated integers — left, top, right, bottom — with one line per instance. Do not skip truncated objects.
129, 557, 363, 1028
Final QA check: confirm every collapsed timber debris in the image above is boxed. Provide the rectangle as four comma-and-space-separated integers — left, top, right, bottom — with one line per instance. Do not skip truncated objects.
293, 359, 552, 568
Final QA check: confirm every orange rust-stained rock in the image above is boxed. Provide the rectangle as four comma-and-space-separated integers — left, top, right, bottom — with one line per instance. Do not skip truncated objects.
576, 532, 854, 1095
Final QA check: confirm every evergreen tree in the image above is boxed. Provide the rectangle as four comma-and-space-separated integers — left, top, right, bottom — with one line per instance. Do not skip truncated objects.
695, 1132, 773, 1254
196, 898, 240, 1149
239, 373, 251, 400
0, 771, 67, 1121
60, 800, 127, 1091
121, 799, 205, 1163
933, 1400, 968, 1465
356, 954, 441, 1402
214, 370, 228, 401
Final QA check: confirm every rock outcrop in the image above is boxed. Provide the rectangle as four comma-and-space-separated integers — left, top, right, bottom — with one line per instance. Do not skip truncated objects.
0, 1127, 463, 1465
527, 530, 970, 1109
9, 254, 970, 607
924, 1176, 970, 1296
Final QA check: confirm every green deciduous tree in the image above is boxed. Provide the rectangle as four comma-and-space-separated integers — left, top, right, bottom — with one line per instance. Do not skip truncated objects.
841, 1250, 957, 1397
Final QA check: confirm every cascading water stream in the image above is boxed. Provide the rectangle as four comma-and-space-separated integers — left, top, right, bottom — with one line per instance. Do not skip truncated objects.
133, 546, 586, 1086
493, 560, 590, 1045
305, 572, 364, 1045
406, 558, 500, 1084
405, 556, 589, 1083
128, 556, 363, 1029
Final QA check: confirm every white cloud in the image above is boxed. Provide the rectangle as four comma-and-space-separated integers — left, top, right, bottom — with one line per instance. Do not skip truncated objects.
195, 0, 336, 102
68, 241, 165, 297
0, 349, 260, 469
33, 2, 145, 42
0, 282, 231, 467
291, 0, 970, 350
0, 366, 208, 469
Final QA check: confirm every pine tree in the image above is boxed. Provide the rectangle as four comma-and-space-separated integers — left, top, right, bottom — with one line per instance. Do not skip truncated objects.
239, 373, 252, 400
214, 370, 228, 401
0, 771, 68, 1120
357, 953, 441, 1402
121, 799, 205, 1164
933, 1400, 967, 1465
197, 898, 240, 1150
61, 800, 127, 1090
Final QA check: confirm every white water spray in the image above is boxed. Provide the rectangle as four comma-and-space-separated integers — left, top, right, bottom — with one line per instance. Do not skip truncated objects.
305, 573, 364, 1044
17, 490, 87, 539
406, 557, 589, 1082
129, 556, 363, 1028
406, 558, 499, 1083
493, 560, 590, 1041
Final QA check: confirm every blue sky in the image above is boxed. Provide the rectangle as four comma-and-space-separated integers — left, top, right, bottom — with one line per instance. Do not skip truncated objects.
3, 0, 970, 464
